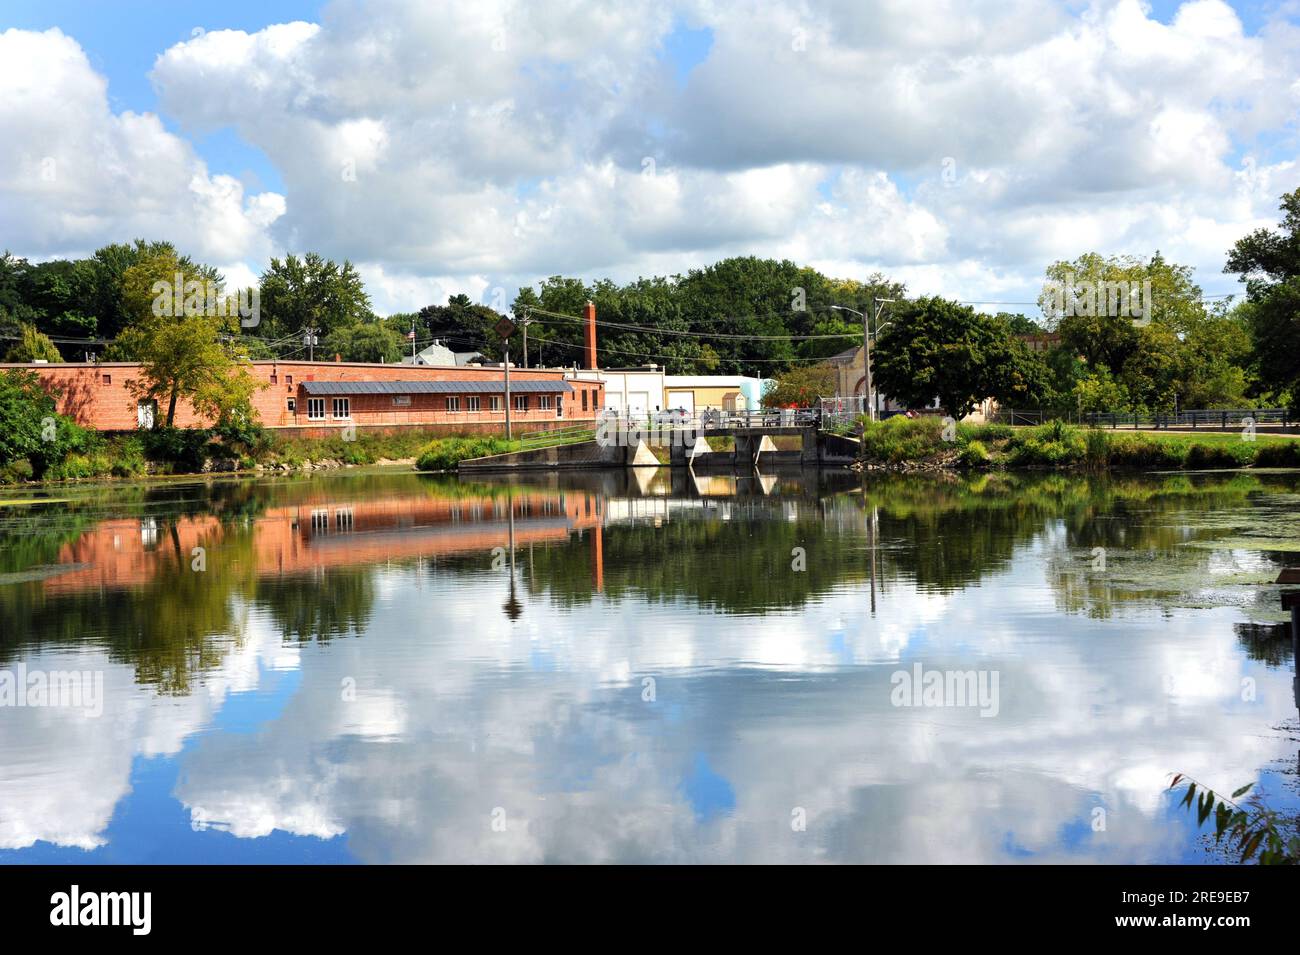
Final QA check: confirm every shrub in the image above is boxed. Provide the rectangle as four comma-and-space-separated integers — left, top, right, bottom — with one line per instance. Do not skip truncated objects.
1084, 428, 1110, 469
140, 427, 213, 471
107, 436, 148, 477
1255, 442, 1300, 468
1105, 432, 1187, 469
1006, 422, 1087, 467
416, 437, 515, 471
958, 440, 990, 467
1185, 441, 1256, 469
858, 416, 947, 463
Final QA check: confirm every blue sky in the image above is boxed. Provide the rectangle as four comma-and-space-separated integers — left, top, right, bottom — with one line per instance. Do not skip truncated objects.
1, 0, 1296, 313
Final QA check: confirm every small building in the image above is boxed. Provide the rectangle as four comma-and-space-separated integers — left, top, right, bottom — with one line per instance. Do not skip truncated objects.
661, 375, 769, 415
5, 359, 603, 435
570, 365, 666, 417
401, 341, 486, 367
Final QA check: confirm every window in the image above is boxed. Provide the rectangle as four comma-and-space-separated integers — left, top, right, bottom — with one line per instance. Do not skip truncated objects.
515, 395, 528, 411
332, 397, 350, 419
392, 395, 411, 407
539, 395, 553, 410
285, 375, 293, 386
489, 396, 501, 411
467, 396, 480, 411
136, 400, 156, 430
581, 389, 588, 411
287, 397, 296, 413
446, 396, 461, 412
270, 373, 278, 384
102, 374, 112, 386
307, 398, 326, 420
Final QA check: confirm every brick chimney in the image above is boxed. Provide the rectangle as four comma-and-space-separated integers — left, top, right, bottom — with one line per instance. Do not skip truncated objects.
583, 300, 597, 370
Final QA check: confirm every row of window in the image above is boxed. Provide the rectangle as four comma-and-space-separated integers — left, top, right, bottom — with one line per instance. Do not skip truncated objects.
294, 394, 561, 418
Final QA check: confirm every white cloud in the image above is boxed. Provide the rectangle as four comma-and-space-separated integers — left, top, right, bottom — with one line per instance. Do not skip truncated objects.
2, 1, 1299, 313
0, 28, 284, 267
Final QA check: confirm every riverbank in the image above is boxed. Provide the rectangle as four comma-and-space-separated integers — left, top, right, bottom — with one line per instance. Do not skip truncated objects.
855, 416, 1300, 471
0, 425, 520, 487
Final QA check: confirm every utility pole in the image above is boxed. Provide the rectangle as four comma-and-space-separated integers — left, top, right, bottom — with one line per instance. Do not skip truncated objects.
520, 308, 532, 369
831, 299, 894, 423
863, 297, 874, 423
410, 315, 417, 362
304, 325, 318, 362
504, 339, 512, 440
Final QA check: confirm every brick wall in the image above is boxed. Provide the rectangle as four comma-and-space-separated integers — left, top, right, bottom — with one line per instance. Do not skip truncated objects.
2, 360, 604, 432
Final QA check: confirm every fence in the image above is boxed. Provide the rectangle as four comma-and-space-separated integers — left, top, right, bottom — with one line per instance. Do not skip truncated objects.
988, 409, 1044, 426
1084, 408, 1291, 430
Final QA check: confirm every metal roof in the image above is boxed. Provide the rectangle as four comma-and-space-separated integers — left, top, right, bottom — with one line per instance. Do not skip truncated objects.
299, 379, 573, 396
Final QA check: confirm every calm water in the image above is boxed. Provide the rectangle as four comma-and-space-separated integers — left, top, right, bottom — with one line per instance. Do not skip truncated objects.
1, 466, 1297, 864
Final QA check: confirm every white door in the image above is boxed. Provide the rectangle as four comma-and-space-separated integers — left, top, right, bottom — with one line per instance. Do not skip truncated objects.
137, 400, 156, 429
628, 391, 649, 417
667, 391, 694, 415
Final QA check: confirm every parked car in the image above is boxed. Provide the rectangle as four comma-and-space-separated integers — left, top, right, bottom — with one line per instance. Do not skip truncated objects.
654, 407, 691, 425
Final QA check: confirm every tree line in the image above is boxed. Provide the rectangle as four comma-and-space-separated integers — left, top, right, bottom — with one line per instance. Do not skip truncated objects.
2, 189, 1298, 422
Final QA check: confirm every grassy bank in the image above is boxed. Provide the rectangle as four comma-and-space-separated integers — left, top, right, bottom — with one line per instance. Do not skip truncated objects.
0, 425, 536, 485
857, 416, 1300, 470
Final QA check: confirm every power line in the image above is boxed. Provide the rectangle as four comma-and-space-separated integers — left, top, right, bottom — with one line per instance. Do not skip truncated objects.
528, 307, 860, 340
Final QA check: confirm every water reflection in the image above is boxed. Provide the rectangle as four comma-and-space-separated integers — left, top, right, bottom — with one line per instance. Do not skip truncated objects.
0, 467, 1297, 862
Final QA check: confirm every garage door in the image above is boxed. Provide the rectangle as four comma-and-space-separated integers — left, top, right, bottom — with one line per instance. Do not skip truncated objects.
628, 391, 649, 417
667, 391, 695, 415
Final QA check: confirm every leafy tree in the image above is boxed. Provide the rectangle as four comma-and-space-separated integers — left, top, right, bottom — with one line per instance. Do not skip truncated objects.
112, 251, 262, 428
873, 297, 1049, 418
0, 369, 88, 476
88, 240, 210, 342
324, 319, 405, 363
257, 253, 371, 340
1225, 188, 1300, 413
761, 363, 836, 407
4, 324, 63, 363
418, 293, 506, 360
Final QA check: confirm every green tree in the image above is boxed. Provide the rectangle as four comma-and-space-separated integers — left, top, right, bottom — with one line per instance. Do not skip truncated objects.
113, 252, 262, 428
873, 298, 1049, 418
761, 363, 836, 407
258, 253, 371, 340
1225, 189, 1300, 413
4, 324, 63, 363
323, 319, 405, 363
0, 369, 88, 476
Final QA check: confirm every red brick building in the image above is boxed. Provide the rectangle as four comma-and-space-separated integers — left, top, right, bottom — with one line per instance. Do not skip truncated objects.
3, 359, 604, 435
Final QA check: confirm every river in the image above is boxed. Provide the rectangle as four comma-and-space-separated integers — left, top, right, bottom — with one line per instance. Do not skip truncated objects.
1, 466, 1297, 863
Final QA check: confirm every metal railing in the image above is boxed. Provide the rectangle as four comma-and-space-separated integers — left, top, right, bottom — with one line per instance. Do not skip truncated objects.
1084, 408, 1292, 430
517, 425, 597, 450
988, 409, 1044, 426
598, 408, 821, 431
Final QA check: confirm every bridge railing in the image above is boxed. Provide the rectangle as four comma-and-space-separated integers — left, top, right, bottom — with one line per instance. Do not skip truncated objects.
596, 408, 821, 432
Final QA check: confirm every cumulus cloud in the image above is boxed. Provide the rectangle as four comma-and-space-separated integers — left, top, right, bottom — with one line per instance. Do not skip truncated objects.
2, 1, 1299, 312
0, 27, 284, 270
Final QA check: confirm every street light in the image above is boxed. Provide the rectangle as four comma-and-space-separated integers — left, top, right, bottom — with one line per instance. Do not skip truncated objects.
831, 299, 895, 422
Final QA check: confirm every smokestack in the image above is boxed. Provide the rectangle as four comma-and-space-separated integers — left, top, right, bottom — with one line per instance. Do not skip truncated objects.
583, 300, 597, 370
